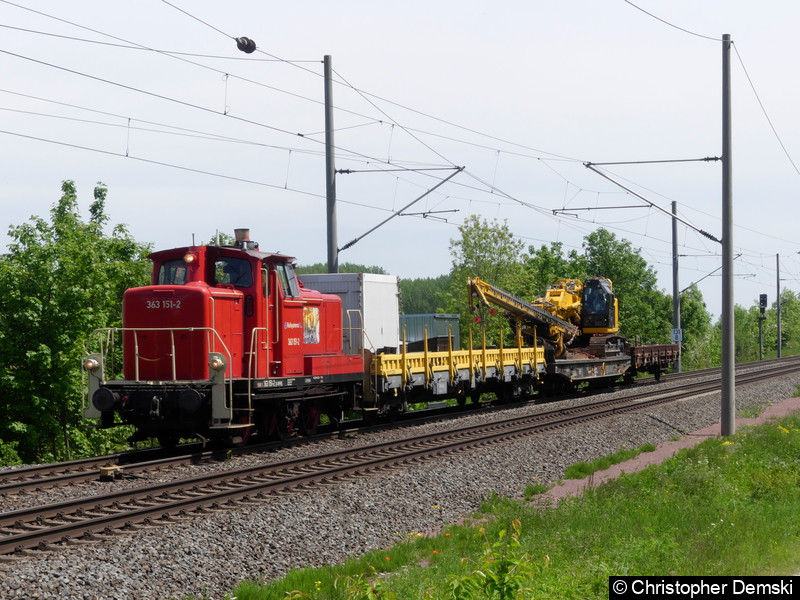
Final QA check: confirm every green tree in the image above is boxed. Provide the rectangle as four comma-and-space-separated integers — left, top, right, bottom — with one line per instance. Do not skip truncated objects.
295, 262, 388, 275
733, 304, 760, 363
678, 284, 714, 369
524, 241, 585, 296
204, 231, 236, 246
399, 274, 450, 314
769, 289, 800, 356
0, 180, 151, 464
445, 215, 530, 346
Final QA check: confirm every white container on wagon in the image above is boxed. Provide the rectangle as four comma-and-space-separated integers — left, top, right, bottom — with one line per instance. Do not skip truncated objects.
298, 273, 400, 355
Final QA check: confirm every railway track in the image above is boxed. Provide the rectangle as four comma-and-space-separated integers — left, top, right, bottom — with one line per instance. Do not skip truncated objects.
0, 408, 468, 497
2, 358, 798, 556
0, 454, 121, 492
1, 356, 797, 496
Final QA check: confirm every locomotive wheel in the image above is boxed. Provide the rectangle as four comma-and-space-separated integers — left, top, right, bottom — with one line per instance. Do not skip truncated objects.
300, 402, 321, 436
259, 410, 281, 440
259, 407, 294, 440
274, 410, 293, 440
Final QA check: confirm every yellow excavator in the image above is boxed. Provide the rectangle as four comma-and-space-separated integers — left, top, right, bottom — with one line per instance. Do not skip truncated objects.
467, 276, 621, 358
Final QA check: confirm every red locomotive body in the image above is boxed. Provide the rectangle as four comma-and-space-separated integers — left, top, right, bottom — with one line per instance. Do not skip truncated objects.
84, 230, 365, 446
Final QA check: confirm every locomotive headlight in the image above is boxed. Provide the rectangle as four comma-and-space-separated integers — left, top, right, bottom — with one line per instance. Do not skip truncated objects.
83, 357, 100, 371
183, 252, 197, 264
209, 356, 226, 371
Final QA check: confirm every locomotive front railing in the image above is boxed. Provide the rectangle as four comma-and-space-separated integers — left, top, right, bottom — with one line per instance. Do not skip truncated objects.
88, 326, 233, 383
85, 327, 237, 425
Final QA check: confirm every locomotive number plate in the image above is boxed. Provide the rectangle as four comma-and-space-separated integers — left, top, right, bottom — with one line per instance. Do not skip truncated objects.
146, 300, 182, 309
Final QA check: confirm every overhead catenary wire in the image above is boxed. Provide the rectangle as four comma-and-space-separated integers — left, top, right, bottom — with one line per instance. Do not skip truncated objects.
732, 43, 800, 177
0, 46, 449, 178
0, 22, 315, 62
0, 0, 797, 303
622, 0, 720, 42
0, 0, 582, 173
0, 125, 477, 225
339, 167, 464, 251
0, 2, 399, 147
0, 127, 326, 197
0, 88, 755, 289
156, 0, 582, 165
584, 162, 721, 243
2, 2, 779, 230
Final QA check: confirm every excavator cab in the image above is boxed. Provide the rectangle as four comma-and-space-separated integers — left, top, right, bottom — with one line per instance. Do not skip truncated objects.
580, 277, 618, 334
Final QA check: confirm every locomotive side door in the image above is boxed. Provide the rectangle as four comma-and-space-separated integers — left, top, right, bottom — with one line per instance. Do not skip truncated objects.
270, 262, 305, 376
249, 264, 269, 379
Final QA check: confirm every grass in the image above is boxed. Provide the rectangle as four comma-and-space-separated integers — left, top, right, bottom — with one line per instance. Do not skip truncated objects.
183, 414, 800, 600
561, 442, 656, 480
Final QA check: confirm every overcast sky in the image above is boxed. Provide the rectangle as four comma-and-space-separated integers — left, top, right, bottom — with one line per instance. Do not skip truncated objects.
2, 0, 799, 320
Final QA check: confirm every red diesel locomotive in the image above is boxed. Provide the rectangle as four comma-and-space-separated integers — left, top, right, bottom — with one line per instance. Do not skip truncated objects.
83, 229, 367, 446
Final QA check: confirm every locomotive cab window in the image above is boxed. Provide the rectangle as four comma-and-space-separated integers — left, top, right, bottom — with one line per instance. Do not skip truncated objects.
158, 259, 189, 285
275, 263, 300, 298
213, 257, 253, 287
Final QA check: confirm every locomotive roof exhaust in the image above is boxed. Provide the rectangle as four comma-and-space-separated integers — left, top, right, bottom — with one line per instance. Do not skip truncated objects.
234, 228, 259, 251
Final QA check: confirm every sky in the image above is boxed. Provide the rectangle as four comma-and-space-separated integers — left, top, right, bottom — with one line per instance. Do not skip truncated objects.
1, 0, 800, 321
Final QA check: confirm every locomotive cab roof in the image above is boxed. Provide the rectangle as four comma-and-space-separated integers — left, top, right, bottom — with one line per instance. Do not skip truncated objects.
147, 243, 301, 289
148, 245, 296, 264
149, 228, 297, 265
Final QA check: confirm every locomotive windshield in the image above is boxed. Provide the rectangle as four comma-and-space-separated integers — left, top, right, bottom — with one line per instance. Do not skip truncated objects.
158, 259, 189, 285
214, 257, 253, 287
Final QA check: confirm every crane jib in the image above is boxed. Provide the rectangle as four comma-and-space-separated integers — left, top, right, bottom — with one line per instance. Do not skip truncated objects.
468, 278, 580, 339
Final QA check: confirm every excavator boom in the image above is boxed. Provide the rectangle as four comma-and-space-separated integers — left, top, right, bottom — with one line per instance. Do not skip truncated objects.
467, 277, 580, 355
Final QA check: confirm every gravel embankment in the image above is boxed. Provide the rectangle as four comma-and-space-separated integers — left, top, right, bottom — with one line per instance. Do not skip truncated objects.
1, 373, 799, 600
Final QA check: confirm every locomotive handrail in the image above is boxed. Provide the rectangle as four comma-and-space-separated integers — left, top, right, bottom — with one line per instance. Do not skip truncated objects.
274, 285, 281, 345
88, 326, 233, 384
247, 327, 269, 409
344, 309, 370, 354
237, 326, 277, 423
129, 329, 178, 381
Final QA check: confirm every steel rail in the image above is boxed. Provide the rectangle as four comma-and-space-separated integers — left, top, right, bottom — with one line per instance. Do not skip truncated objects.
3, 356, 798, 496
2, 360, 799, 555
